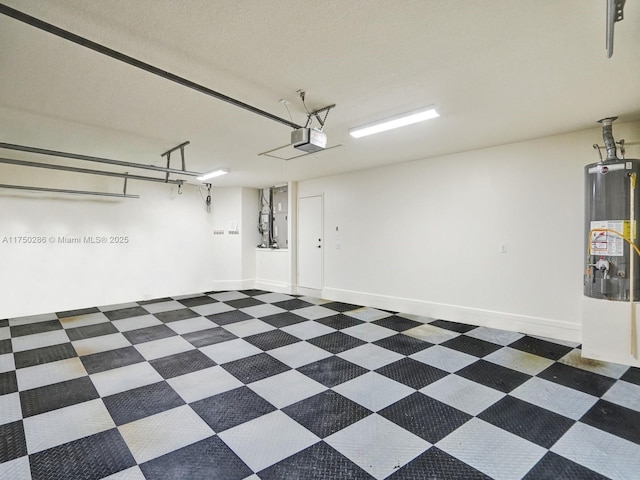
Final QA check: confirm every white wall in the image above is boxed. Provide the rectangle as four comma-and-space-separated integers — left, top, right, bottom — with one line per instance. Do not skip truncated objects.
298, 121, 640, 342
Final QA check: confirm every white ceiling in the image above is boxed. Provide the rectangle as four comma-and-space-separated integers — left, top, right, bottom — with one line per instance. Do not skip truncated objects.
1, 0, 639, 188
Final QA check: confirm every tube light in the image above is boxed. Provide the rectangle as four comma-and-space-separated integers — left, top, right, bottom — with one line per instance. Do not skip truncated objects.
349, 106, 439, 138
197, 168, 230, 181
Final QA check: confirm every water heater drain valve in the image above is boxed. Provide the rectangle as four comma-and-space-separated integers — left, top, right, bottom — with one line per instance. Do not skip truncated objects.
595, 257, 610, 273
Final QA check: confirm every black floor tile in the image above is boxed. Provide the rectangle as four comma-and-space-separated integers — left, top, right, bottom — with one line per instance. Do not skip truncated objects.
103, 306, 149, 321
206, 310, 253, 326
65, 322, 118, 341
139, 297, 173, 305
56, 307, 100, 318
29, 429, 136, 480
260, 311, 308, 328
10, 319, 62, 338
523, 451, 609, 480
0, 420, 26, 463
284, 390, 371, 438
0, 370, 18, 395
14, 342, 77, 368
441, 335, 503, 358
258, 441, 374, 479
297, 356, 368, 388
150, 350, 216, 379
430, 319, 477, 333
0, 338, 11, 354
122, 324, 177, 345
580, 399, 640, 444
387, 447, 491, 480
154, 308, 199, 323
222, 353, 290, 384
322, 302, 362, 312
181, 327, 237, 348
224, 297, 265, 309
243, 330, 301, 351
0, 318, 8, 327
620, 366, 640, 385
379, 393, 471, 443
376, 358, 448, 390
537, 363, 616, 397
20, 376, 99, 417
177, 295, 218, 308
508, 336, 574, 360
478, 396, 575, 448
191, 386, 276, 432
103, 381, 185, 425
272, 299, 314, 311
81, 346, 145, 374
456, 360, 531, 393
307, 331, 366, 354
139, 435, 252, 480
372, 316, 424, 332
315, 314, 364, 330
373, 334, 432, 355
239, 289, 270, 296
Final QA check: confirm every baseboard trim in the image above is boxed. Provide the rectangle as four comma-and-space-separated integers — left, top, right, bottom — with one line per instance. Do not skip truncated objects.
254, 279, 293, 294
322, 287, 581, 342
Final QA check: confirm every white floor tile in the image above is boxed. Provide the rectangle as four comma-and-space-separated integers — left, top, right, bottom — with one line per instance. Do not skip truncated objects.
419, 375, 505, 416
8, 313, 57, 326
59, 312, 110, 329
333, 372, 414, 412
483, 346, 554, 375
190, 302, 235, 317
218, 410, 319, 472
0, 392, 23, 426
168, 366, 243, 403
166, 316, 216, 335
99, 302, 139, 312
510, 377, 599, 421
397, 313, 434, 323
345, 308, 393, 322
558, 349, 629, 378
342, 323, 396, 343
337, 344, 403, 370
0, 327, 9, 341
222, 319, 275, 338
281, 321, 335, 340
119, 405, 214, 464
16, 357, 87, 390
111, 315, 162, 332
436, 418, 545, 480
23, 399, 115, 454
0, 352, 15, 373
101, 466, 146, 480
254, 293, 294, 303
134, 336, 194, 361
11, 329, 70, 352
602, 380, 640, 411
551, 423, 640, 480
297, 296, 330, 305
240, 304, 286, 318
410, 345, 477, 373
325, 413, 429, 479
200, 338, 262, 364
248, 370, 326, 408
210, 291, 249, 302
141, 301, 186, 314
90, 362, 164, 397
0, 456, 31, 480
464, 326, 524, 346
403, 324, 460, 344
267, 341, 332, 368
72, 333, 131, 356
292, 305, 337, 320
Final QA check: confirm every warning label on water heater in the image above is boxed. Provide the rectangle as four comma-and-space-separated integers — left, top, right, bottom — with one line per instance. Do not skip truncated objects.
590, 220, 629, 257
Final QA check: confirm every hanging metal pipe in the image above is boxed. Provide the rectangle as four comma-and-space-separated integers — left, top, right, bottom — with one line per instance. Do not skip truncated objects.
0, 157, 184, 185
0, 4, 303, 130
0, 142, 200, 177
0, 183, 139, 199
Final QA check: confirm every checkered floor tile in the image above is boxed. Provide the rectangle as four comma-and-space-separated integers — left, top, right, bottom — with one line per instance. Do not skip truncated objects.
1, 290, 640, 479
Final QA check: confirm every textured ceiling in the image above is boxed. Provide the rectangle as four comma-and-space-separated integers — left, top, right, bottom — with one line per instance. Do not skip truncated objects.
0, 0, 639, 188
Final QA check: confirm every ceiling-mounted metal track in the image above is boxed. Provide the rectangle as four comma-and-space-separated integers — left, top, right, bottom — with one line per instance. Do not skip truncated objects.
0, 4, 304, 130
0, 183, 139, 199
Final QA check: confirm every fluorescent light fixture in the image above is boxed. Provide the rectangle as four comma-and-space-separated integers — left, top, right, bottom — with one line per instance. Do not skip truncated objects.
349, 106, 439, 138
197, 168, 230, 181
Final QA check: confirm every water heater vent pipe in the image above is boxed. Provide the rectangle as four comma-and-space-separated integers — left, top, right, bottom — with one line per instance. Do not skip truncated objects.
598, 117, 619, 161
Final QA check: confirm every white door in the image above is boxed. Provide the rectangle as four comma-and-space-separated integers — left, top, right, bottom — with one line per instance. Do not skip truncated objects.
298, 195, 323, 290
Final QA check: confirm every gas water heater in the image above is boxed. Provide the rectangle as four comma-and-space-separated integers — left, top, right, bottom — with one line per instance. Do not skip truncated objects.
584, 117, 640, 301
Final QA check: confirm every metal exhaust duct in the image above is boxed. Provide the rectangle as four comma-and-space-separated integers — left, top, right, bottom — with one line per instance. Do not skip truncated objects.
598, 116, 619, 162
